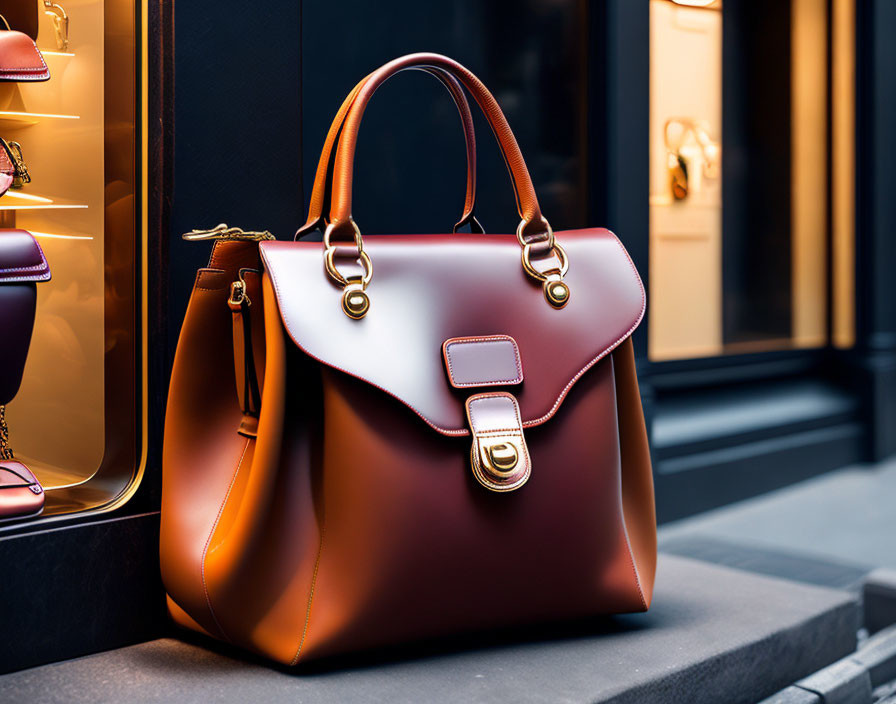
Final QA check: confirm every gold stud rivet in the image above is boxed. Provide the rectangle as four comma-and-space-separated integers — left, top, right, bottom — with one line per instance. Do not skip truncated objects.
342, 289, 370, 319
544, 280, 569, 308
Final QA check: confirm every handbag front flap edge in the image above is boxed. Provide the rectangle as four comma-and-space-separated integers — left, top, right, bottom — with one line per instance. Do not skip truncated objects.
260, 228, 644, 436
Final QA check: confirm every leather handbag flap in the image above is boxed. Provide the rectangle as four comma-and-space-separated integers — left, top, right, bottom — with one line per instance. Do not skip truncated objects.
0, 229, 51, 282
260, 228, 644, 435
0, 30, 49, 81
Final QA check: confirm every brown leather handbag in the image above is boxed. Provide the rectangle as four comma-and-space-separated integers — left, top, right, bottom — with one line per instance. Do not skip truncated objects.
0, 229, 50, 519
161, 53, 656, 665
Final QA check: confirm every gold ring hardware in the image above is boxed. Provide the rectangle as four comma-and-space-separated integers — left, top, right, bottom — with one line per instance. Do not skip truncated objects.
182, 223, 276, 242
521, 242, 570, 308
324, 248, 373, 288
485, 441, 519, 475
324, 219, 374, 319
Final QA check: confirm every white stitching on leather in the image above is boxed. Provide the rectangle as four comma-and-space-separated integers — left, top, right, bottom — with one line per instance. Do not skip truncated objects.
443, 335, 523, 387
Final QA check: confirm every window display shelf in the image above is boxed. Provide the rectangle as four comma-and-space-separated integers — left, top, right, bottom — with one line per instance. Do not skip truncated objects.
0, 192, 87, 210
0, 111, 80, 128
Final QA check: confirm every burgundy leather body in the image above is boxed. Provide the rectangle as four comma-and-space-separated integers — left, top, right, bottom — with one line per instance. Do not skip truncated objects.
161, 229, 656, 664
161, 52, 655, 666
0, 30, 49, 82
0, 230, 49, 405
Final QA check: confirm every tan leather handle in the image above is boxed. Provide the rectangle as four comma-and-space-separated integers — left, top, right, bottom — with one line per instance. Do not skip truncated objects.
297, 67, 483, 240
326, 53, 551, 248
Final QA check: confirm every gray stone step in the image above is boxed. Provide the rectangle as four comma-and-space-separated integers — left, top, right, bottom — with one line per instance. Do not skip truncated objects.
0, 555, 859, 704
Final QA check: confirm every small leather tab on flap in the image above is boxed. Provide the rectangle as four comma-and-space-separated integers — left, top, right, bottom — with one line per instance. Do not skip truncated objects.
466, 392, 530, 492
443, 335, 523, 389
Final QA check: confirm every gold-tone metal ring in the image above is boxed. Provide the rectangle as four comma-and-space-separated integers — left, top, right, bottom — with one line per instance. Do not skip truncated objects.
323, 218, 364, 251
516, 216, 554, 248
324, 248, 373, 288
521, 242, 569, 282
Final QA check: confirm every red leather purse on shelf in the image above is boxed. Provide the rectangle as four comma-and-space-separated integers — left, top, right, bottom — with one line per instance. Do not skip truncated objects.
161, 53, 656, 665
0, 229, 50, 519
0, 14, 49, 82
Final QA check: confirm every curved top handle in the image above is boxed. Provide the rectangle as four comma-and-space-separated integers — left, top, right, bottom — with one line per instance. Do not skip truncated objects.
327, 53, 552, 249
298, 66, 484, 240
321, 54, 570, 319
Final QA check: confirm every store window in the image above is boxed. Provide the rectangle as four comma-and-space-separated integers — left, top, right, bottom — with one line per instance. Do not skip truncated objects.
648, 0, 855, 361
2, 0, 143, 517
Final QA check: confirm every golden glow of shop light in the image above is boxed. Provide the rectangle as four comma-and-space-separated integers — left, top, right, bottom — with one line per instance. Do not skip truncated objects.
0, 110, 80, 120
671, 0, 717, 6
3, 192, 54, 203
29, 230, 93, 241
41, 51, 76, 58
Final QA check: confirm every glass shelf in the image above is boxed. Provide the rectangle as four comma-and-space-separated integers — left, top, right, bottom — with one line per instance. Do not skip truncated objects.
0, 111, 80, 128
0, 192, 87, 210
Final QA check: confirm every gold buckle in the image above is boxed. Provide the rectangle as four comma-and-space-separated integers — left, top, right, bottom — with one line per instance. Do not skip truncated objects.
228, 280, 249, 307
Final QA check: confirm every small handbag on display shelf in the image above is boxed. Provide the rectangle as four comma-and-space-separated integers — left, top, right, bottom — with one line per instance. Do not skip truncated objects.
0, 229, 50, 519
0, 137, 30, 196
0, 12, 49, 82
161, 53, 656, 665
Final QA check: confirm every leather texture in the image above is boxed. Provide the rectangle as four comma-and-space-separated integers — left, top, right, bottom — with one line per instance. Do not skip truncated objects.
0, 30, 49, 82
0, 461, 44, 519
443, 335, 523, 388
162, 53, 656, 666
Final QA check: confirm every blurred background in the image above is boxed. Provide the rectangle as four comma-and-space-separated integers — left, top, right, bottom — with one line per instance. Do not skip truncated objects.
172, 0, 896, 531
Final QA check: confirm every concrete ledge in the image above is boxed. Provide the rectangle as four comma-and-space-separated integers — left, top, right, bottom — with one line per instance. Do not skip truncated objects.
0, 555, 859, 704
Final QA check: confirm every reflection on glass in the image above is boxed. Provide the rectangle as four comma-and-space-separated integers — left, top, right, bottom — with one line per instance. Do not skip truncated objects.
648, 0, 855, 361
2, 0, 139, 517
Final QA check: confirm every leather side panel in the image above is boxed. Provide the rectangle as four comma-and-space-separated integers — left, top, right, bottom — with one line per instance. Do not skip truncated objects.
0, 283, 36, 404
161, 242, 265, 639
612, 339, 657, 606
201, 275, 323, 665
298, 355, 645, 661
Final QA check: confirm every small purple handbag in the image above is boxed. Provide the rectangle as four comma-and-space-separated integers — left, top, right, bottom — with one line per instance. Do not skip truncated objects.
0, 229, 50, 519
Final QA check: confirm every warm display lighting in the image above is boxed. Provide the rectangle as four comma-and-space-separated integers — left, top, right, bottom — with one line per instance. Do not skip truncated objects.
3, 192, 54, 203
28, 230, 94, 241
0, 111, 80, 120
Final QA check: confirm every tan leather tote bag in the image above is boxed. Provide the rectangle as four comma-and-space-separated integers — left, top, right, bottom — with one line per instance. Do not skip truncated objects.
161, 53, 656, 666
